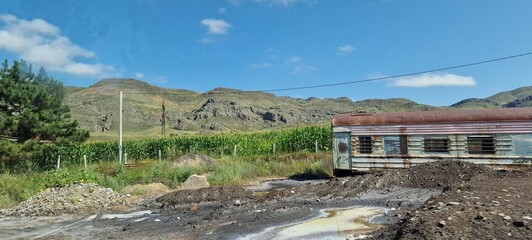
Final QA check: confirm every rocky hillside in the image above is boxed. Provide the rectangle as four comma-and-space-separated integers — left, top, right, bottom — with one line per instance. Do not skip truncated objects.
452, 86, 532, 108
65, 79, 439, 134
65, 79, 531, 135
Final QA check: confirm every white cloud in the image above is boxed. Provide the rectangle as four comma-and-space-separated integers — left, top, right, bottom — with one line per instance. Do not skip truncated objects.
284, 56, 316, 74
390, 73, 476, 87
135, 73, 144, 79
254, 0, 307, 6
248, 62, 272, 68
229, 0, 308, 6
291, 65, 317, 74
218, 7, 227, 14
284, 56, 301, 64
201, 19, 231, 35
337, 44, 355, 56
0, 14, 115, 77
63, 63, 114, 76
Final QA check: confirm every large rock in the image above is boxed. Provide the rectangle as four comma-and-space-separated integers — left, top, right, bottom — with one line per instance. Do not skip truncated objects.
180, 174, 210, 190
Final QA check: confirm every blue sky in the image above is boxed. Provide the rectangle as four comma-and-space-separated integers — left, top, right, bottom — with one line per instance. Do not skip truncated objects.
0, 0, 531, 106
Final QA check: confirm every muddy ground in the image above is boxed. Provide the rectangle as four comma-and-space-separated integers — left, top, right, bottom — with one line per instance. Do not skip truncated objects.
1, 161, 530, 239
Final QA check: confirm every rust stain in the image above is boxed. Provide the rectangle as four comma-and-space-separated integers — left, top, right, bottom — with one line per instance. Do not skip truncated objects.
332, 107, 532, 127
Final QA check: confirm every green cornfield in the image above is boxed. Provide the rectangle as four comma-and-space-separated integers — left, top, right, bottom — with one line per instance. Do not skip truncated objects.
43, 126, 332, 168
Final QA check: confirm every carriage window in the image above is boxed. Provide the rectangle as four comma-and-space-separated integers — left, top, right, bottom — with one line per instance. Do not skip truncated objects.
424, 137, 449, 153
467, 136, 496, 154
514, 134, 532, 156
358, 136, 373, 154
384, 136, 408, 154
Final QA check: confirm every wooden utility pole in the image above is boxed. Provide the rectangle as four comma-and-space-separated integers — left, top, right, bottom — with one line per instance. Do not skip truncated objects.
119, 91, 123, 164
161, 99, 166, 137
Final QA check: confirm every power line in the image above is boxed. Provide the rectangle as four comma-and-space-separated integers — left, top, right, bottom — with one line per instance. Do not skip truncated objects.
262, 52, 532, 92
82, 51, 532, 97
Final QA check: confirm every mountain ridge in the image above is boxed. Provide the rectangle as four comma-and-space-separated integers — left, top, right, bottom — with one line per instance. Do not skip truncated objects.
65, 79, 532, 137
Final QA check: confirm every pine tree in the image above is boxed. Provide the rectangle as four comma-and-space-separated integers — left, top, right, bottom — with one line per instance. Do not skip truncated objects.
0, 60, 89, 165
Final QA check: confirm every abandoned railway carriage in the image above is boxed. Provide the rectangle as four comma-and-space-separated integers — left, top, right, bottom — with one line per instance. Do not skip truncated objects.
331, 107, 532, 175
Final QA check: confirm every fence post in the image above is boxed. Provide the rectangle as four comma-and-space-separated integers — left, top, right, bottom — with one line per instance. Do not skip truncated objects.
315, 140, 318, 153
158, 150, 162, 161
273, 143, 276, 155
233, 145, 237, 157
56, 155, 61, 170
125, 153, 128, 164
83, 155, 87, 169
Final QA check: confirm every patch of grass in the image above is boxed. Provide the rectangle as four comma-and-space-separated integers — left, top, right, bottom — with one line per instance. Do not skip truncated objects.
208, 152, 332, 185
0, 193, 19, 209
0, 173, 43, 209
0, 151, 333, 209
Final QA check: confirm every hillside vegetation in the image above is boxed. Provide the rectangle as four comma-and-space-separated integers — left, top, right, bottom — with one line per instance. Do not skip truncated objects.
65, 79, 532, 139
452, 86, 532, 108
66, 79, 439, 138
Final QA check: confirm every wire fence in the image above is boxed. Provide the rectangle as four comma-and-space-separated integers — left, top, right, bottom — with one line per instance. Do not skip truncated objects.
43, 126, 332, 169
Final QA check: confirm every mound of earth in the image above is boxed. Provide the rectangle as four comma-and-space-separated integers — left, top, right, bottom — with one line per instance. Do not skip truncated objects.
390, 167, 532, 239
264, 160, 488, 201
156, 186, 256, 208
2, 183, 130, 217
151, 160, 531, 239
8, 161, 528, 239
172, 153, 217, 168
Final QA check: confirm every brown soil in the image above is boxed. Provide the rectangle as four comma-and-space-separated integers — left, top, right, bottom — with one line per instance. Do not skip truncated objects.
156, 186, 256, 207
388, 168, 532, 239
3, 161, 530, 239
149, 161, 531, 239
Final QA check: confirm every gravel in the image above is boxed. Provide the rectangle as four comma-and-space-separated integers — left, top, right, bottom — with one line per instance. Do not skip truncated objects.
1, 183, 130, 217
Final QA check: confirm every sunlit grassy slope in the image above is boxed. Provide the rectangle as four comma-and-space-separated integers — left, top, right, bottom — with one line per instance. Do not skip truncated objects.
66, 78, 532, 140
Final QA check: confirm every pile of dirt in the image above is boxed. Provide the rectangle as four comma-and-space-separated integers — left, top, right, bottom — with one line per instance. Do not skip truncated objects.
264, 160, 488, 201
172, 153, 217, 168
376, 160, 487, 190
156, 186, 256, 208
157, 161, 488, 210
391, 168, 532, 239
1, 183, 130, 217
151, 161, 481, 239
7, 160, 528, 239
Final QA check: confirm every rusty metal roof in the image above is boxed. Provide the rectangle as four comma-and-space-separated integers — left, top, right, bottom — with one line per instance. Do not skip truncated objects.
332, 107, 532, 126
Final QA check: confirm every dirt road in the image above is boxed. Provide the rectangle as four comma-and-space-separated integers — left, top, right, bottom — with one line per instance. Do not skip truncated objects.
1, 161, 530, 239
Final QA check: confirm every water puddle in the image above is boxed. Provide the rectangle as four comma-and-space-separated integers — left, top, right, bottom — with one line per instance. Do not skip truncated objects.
242, 207, 383, 240
247, 179, 328, 193
100, 210, 153, 220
